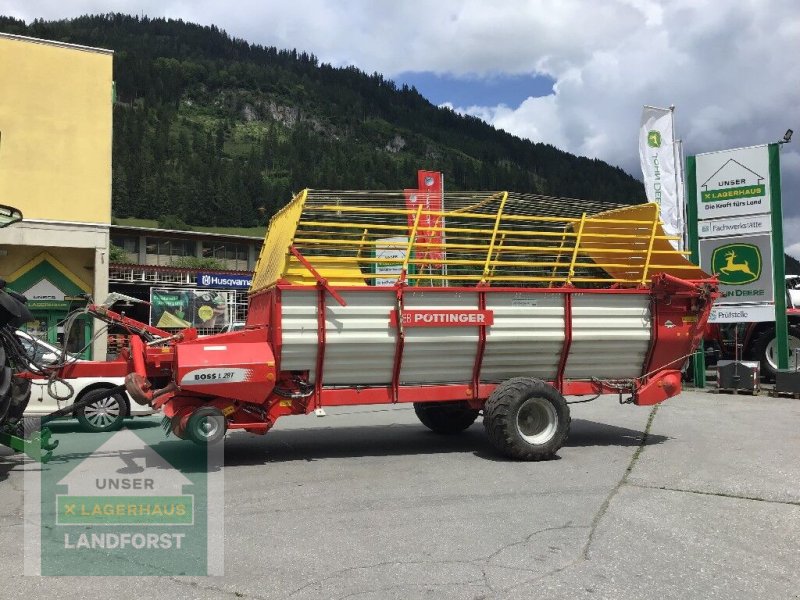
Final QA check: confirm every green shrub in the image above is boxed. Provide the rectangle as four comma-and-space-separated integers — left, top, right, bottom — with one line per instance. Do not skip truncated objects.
170, 256, 225, 270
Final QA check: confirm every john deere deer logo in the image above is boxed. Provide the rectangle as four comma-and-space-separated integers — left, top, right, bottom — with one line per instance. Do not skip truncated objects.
711, 243, 762, 285
647, 130, 661, 148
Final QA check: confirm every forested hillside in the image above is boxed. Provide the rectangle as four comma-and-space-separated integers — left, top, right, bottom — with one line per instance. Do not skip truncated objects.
0, 14, 646, 227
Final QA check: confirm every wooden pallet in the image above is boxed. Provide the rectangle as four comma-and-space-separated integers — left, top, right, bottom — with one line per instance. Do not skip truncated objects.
769, 389, 800, 399
716, 387, 759, 396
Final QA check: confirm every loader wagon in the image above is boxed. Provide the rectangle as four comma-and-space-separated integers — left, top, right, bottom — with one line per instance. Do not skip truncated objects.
113, 189, 718, 460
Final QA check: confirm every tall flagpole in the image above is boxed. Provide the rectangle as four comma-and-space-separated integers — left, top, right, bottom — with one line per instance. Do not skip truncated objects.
669, 105, 685, 250
677, 138, 687, 250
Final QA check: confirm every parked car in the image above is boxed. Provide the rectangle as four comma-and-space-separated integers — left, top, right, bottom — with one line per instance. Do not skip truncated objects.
17, 330, 154, 432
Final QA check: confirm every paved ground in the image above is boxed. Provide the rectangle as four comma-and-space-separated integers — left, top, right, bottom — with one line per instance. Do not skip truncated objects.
1, 390, 799, 599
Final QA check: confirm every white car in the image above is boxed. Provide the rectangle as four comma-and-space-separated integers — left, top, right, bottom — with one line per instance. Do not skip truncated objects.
17, 331, 154, 432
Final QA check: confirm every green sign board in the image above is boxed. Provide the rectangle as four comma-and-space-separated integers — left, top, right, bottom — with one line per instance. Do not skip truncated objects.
687, 142, 788, 381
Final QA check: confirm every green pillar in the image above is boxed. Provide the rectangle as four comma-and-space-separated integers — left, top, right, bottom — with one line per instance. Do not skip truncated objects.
769, 143, 789, 371
686, 155, 706, 387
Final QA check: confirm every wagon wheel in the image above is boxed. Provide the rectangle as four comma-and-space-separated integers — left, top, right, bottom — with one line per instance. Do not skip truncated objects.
413, 401, 479, 434
186, 406, 227, 446
483, 378, 570, 461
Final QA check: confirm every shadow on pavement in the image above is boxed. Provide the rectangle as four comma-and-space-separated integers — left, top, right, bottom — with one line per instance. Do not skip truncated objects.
0, 451, 16, 482
223, 424, 493, 465
219, 417, 668, 466
40, 418, 161, 435
0, 417, 669, 475
566, 418, 668, 448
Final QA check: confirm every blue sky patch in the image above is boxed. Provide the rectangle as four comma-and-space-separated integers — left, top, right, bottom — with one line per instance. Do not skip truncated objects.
393, 71, 555, 108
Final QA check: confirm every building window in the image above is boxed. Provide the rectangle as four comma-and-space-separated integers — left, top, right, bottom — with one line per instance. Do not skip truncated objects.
202, 242, 248, 270
145, 237, 195, 266
110, 235, 139, 263
111, 235, 139, 254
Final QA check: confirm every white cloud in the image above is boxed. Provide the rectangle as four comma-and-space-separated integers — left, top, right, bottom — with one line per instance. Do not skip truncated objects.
443, 1, 800, 207
3, 0, 799, 214
784, 216, 800, 260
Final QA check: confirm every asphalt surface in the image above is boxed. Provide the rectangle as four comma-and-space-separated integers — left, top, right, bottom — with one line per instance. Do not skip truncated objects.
1, 389, 799, 599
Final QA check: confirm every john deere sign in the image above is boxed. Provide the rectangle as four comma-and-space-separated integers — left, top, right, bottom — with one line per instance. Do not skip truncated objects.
710, 243, 762, 285
700, 235, 773, 304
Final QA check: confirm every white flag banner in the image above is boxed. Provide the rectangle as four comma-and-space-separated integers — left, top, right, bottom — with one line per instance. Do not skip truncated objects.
639, 105, 684, 249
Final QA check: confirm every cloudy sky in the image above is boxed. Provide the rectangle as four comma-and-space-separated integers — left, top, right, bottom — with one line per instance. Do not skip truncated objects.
3, 0, 798, 256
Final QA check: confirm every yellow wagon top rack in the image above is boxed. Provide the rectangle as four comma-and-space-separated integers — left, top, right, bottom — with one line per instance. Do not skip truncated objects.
251, 189, 707, 294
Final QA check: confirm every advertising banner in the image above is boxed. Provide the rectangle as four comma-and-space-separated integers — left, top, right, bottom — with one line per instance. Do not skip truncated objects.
150, 288, 230, 330
640, 106, 683, 247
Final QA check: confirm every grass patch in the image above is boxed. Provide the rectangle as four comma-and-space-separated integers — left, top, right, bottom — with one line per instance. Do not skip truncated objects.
114, 217, 265, 238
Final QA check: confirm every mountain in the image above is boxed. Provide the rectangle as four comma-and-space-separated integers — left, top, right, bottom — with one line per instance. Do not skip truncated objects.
2, 14, 646, 227
786, 253, 800, 276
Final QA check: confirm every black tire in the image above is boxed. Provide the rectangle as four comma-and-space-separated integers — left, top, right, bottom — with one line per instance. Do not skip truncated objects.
186, 406, 226, 446
7, 377, 31, 424
75, 389, 128, 433
749, 324, 800, 381
413, 401, 479, 434
0, 342, 12, 423
483, 378, 570, 461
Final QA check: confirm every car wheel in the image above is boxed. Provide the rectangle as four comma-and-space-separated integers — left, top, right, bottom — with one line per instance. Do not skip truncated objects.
75, 389, 127, 433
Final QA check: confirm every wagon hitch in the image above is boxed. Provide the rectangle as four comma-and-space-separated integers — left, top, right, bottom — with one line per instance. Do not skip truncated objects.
0, 385, 133, 463
0, 426, 58, 463
124, 373, 177, 407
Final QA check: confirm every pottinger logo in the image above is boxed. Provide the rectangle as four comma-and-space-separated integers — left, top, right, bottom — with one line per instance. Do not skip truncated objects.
711, 243, 762, 285
424, 176, 435, 187
390, 309, 494, 327
647, 130, 661, 148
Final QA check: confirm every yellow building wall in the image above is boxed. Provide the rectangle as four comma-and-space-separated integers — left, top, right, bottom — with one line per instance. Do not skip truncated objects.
0, 245, 94, 291
0, 34, 113, 224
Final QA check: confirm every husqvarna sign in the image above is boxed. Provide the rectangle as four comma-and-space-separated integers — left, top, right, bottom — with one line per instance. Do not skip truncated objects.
197, 272, 252, 289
